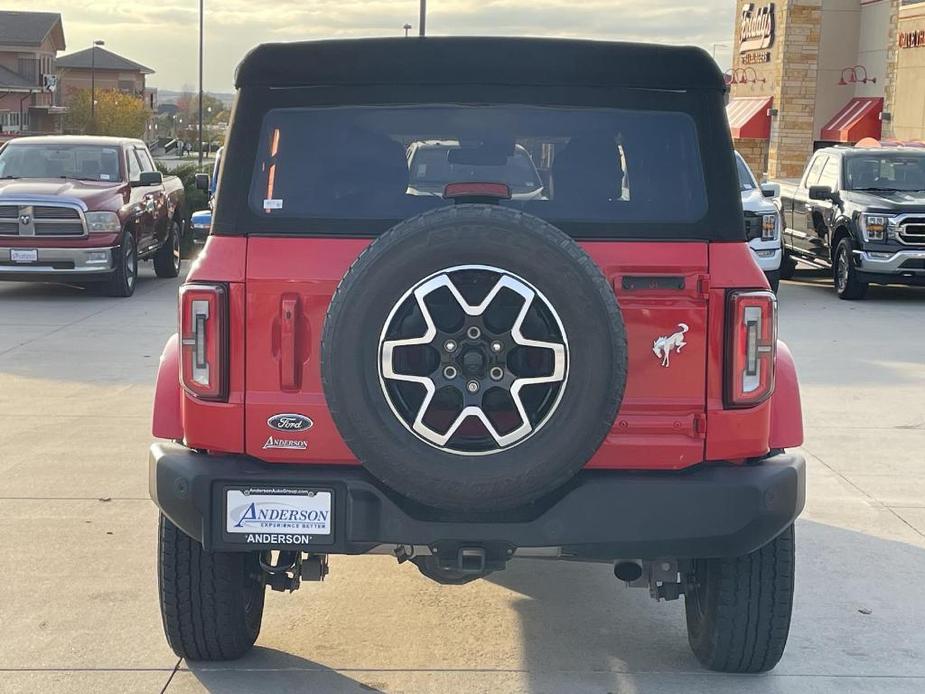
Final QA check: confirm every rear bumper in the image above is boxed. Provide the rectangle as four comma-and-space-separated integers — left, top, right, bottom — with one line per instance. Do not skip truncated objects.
149, 442, 805, 560
0, 245, 115, 281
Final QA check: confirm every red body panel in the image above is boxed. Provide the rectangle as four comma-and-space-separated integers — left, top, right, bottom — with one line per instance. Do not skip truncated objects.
704, 242, 773, 461
152, 334, 183, 440
241, 238, 710, 469
769, 341, 804, 449
180, 236, 248, 453
153, 235, 795, 469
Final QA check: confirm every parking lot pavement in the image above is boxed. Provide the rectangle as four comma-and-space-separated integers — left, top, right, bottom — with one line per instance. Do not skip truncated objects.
1, 267, 923, 694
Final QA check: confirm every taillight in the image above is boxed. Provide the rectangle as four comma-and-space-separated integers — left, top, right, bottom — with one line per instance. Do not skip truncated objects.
179, 283, 228, 401
725, 290, 777, 408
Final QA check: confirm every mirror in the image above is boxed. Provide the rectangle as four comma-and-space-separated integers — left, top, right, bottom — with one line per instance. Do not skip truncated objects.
761, 183, 780, 198
808, 185, 834, 201
195, 173, 210, 191
136, 171, 163, 187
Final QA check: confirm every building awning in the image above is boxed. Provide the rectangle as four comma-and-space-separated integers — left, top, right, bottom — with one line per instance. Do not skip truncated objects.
820, 97, 883, 143
726, 96, 772, 140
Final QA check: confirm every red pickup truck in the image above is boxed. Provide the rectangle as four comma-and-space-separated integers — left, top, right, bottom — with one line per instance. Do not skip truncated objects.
0, 135, 186, 296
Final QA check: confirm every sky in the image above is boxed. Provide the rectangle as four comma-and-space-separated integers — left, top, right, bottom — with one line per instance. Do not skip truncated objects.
10, 0, 737, 92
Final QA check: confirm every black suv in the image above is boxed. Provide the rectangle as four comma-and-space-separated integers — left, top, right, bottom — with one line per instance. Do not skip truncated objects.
778, 145, 925, 299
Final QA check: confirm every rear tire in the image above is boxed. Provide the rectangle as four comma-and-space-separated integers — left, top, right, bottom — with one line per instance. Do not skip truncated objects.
154, 220, 182, 278
684, 524, 795, 673
765, 269, 780, 294
778, 249, 796, 281
104, 233, 137, 297
157, 515, 266, 661
834, 238, 868, 300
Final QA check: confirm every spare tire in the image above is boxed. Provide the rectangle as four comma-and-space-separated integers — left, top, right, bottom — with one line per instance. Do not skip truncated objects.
321, 205, 626, 511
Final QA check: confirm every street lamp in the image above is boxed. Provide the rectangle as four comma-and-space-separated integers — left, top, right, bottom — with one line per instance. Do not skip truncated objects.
419, 0, 426, 37
90, 39, 105, 133
198, 0, 204, 167
403, 23, 412, 37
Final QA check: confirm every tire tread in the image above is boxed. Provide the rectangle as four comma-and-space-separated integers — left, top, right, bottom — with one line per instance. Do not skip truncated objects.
157, 515, 264, 661
686, 525, 795, 673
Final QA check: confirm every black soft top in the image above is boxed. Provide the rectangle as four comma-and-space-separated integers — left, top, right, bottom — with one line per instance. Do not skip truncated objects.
236, 37, 726, 92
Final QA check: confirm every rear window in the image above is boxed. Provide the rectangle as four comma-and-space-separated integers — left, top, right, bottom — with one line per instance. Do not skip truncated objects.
248, 105, 707, 227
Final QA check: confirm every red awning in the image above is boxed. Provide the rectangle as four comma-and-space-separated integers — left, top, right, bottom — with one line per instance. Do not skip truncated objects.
726, 96, 772, 140
820, 97, 883, 143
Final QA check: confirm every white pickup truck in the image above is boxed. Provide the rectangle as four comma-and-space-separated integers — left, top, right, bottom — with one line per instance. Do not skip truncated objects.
735, 151, 783, 292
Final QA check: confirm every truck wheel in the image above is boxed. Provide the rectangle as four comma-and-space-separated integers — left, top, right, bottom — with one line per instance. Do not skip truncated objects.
104, 232, 137, 297
322, 204, 627, 511
765, 269, 780, 294
834, 238, 868, 300
778, 248, 797, 280
157, 515, 266, 661
684, 524, 795, 673
154, 220, 182, 278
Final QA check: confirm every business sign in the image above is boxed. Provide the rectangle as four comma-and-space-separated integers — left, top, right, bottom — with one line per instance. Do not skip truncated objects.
740, 3, 776, 54
898, 29, 925, 48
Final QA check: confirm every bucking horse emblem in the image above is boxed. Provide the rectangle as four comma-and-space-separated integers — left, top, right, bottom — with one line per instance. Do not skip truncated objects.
652, 323, 689, 367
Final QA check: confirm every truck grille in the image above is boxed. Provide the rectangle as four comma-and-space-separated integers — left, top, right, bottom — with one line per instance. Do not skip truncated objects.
0, 202, 87, 237
897, 218, 925, 245
0, 206, 18, 234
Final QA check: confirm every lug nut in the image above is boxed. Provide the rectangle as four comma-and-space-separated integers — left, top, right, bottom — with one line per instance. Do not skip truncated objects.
466, 326, 481, 340
444, 340, 457, 352
491, 341, 503, 353
443, 366, 458, 379
489, 367, 504, 381
466, 380, 480, 393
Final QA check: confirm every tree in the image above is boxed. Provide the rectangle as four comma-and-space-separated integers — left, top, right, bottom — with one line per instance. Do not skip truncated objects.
65, 89, 149, 138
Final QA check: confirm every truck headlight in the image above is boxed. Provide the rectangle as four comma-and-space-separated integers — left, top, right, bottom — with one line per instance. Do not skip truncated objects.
762, 213, 779, 241
85, 211, 121, 233
860, 214, 891, 242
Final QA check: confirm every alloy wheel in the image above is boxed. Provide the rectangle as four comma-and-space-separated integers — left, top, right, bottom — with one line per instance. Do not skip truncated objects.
378, 265, 569, 455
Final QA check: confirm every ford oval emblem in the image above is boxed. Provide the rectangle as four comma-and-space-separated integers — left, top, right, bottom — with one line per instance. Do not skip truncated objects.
267, 413, 314, 432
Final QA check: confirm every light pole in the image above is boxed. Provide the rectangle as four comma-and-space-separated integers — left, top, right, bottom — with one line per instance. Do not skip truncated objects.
419, 0, 426, 37
198, 0, 204, 167
403, 23, 412, 37
90, 39, 104, 133
711, 42, 728, 60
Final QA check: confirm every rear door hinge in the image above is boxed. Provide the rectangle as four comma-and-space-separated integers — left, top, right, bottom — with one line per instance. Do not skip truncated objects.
696, 274, 711, 300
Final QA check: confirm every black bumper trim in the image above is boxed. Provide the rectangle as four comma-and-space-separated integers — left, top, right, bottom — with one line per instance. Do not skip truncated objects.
149, 442, 805, 560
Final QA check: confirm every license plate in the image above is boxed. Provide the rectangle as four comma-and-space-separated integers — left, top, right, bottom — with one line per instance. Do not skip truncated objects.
225, 487, 332, 541
10, 249, 37, 263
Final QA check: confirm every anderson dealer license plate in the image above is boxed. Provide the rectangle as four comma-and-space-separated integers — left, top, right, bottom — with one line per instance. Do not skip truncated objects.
225, 487, 333, 545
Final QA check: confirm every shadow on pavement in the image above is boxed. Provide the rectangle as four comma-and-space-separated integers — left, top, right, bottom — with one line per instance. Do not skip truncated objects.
483, 518, 925, 692
175, 519, 925, 692
186, 647, 384, 693
784, 267, 925, 301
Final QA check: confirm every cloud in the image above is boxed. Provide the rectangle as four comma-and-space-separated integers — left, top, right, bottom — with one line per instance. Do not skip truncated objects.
10, 0, 734, 90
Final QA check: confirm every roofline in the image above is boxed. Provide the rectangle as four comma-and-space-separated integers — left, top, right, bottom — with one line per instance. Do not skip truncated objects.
0, 12, 65, 50
235, 37, 726, 92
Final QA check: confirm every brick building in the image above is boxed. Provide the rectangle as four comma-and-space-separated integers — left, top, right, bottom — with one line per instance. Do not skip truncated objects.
56, 46, 156, 112
725, 0, 925, 179
0, 11, 66, 137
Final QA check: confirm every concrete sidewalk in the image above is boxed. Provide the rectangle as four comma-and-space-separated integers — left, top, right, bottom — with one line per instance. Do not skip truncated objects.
0, 267, 923, 693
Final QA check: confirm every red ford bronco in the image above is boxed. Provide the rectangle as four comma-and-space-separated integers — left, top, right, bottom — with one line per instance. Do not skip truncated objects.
150, 38, 805, 673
